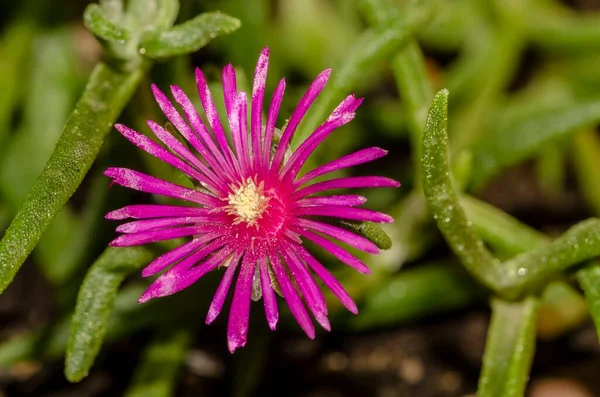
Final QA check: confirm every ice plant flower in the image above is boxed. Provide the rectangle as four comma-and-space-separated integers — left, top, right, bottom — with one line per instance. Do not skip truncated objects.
104, 47, 399, 352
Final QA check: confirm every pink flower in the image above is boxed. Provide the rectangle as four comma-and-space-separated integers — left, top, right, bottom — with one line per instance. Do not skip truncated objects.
105, 47, 399, 352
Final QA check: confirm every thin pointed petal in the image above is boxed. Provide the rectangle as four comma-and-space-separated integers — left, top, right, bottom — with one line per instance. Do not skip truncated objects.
295, 195, 367, 208
104, 167, 221, 207
116, 215, 221, 234
206, 251, 243, 324
109, 225, 209, 247
271, 68, 331, 171
251, 47, 269, 168
169, 85, 236, 180
283, 249, 330, 331
294, 205, 393, 223
258, 256, 278, 330
141, 234, 219, 277
139, 246, 232, 303
194, 68, 237, 171
296, 229, 371, 274
294, 245, 358, 314
270, 253, 315, 338
293, 176, 400, 199
263, 78, 286, 170
295, 218, 380, 254
296, 147, 388, 186
227, 254, 257, 352
105, 204, 209, 220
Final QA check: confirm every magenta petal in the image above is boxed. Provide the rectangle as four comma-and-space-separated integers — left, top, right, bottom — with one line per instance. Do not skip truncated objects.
251, 47, 269, 167
233, 92, 251, 175
283, 249, 330, 331
206, 251, 243, 324
295, 195, 367, 208
227, 254, 257, 353
258, 256, 278, 330
146, 120, 227, 192
105, 167, 221, 207
271, 68, 331, 171
295, 218, 380, 254
194, 68, 237, 170
151, 85, 229, 178
109, 225, 209, 247
327, 94, 363, 122
141, 234, 218, 277
293, 176, 400, 199
297, 229, 371, 274
262, 78, 286, 171
139, 246, 232, 303
280, 112, 356, 182
116, 215, 220, 234
294, 206, 393, 223
105, 204, 209, 220
296, 147, 388, 186
169, 85, 236, 180
114, 124, 217, 192
270, 253, 315, 338
222, 64, 238, 120
294, 245, 358, 314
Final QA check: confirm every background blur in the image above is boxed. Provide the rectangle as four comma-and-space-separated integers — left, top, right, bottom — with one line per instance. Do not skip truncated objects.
2, 0, 600, 396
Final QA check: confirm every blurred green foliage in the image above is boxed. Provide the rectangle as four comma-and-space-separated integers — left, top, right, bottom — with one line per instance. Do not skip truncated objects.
1, 0, 600, 396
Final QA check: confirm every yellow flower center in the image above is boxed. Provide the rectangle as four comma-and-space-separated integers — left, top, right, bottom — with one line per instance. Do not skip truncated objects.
226, 178, 270, 227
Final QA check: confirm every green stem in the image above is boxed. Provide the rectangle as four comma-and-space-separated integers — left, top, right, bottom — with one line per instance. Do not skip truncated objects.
502, 218, 600, 295
478, 297, 539, 397
0, 61, 147, 293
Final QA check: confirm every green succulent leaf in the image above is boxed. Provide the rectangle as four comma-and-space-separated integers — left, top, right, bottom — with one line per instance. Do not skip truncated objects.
0, 62, 146, 294
421, 89, 504, 290
470, 99, 600, 189
576, 263, 600, 342
140, 12, 241, 58
360, 0, 433, 158
478, 297, 539, 397
351, 261, 484, 329
0, 20, 36, 151
84, 3, 129, 42
573, 130, 600, 216
65, 247, 153, 383
299, 0, 435, 143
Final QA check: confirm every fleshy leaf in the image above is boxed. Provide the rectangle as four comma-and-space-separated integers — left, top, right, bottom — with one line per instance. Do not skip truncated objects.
299, 0, 434, 143
421, 89, 504, 290
0, 20, 36, 151
65, 247, 153, 382
0, 62, 146, 294
576, 263, 600, 342
573, 130, 600, 216
351, 261, 484, 329
470, 99, 600, 189
478, 297, 539, 397
83, 3, 130, 42
140, 12, 241, 58
360, 0, 433, 159
319, 217, 392, 250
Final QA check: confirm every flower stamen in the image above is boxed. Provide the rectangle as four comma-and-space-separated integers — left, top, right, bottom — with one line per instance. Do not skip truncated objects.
225, 178, 270, 227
